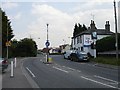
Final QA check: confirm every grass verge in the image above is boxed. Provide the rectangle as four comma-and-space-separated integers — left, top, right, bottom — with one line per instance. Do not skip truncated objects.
90, 57, 120, 66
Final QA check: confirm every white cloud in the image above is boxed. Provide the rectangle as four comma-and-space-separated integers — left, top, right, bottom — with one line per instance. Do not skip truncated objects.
28, 4, 74, 48
1, 0, 116, 2
28, 3, 115, 49
2, 2, 18, 9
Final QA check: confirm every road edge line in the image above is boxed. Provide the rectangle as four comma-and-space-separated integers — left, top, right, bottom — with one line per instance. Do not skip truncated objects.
21, 59, 40, 88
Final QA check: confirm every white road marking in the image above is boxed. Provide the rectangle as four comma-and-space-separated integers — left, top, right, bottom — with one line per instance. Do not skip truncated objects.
53, 66, 69, 73
66, 67, 76, 71
63, 66, 81, 72
26, 67, 36, 77
94, 75, 119, 84
81, 76, 118, 88
54, 63, 81, 73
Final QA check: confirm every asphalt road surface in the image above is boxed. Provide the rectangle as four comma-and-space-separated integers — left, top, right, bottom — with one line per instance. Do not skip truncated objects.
23, 55, 119, 89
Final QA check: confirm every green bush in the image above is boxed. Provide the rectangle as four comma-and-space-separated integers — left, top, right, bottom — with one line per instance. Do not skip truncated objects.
91, 57, 120, 66
96, 33, 120, 52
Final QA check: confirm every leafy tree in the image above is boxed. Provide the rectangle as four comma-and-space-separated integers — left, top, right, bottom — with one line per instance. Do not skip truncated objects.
15, 38, 37, 57
1, 8, 14, 58
10, 39, 18, 57
96, 33, 120, 52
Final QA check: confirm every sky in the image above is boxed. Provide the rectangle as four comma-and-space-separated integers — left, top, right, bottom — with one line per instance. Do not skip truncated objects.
1, 0, 120, 49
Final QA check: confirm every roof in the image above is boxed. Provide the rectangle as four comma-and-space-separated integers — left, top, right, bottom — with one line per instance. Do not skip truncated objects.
73, 29, 114, 38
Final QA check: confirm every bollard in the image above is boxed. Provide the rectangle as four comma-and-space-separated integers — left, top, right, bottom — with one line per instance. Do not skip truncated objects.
48, 57, 53, 63
10, 61, 14, 78
46, 54, 47, 62
14, 58, 16, 68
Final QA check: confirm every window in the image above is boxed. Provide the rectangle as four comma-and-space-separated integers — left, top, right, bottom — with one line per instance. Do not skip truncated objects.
81, 47, 83, 51
74, 38, 76, 45
77, 37, 79, 44
80, 36, 82, 43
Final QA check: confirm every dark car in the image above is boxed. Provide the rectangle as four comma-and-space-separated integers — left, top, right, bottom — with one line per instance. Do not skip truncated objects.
0, 58, 8, 72
70, 51, 89, 62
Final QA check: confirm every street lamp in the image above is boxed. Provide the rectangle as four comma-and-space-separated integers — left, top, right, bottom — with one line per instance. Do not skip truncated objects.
46, 23, 49, 62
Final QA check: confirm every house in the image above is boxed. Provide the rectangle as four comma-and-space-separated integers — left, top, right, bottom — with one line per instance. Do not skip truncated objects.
49, 47, 61, 53
59, 44, 71, 53
71, 20, 114, 56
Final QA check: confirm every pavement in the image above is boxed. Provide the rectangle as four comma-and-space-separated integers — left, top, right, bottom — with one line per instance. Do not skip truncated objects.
1, 56, 119, 89
2, 58, 35, 89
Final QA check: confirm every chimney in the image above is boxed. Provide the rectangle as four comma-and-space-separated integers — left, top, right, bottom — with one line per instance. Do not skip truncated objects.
105, 21, 110, 32
90, 20, 96, 29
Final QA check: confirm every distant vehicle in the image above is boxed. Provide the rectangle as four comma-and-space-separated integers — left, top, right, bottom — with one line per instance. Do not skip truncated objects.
0, 58, 8, 72
64, 50, 76, 59
70, 51, 89, 62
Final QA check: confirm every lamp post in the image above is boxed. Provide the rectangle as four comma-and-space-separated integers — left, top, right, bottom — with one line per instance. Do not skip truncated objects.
114, 0, 118, 60
46, 24, 49, 62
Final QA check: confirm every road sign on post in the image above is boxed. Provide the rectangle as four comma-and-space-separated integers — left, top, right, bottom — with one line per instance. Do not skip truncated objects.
91, 32, 97, 39
6, 41, 11, 46
91, 32, 97, 58
45, 41, 50, 47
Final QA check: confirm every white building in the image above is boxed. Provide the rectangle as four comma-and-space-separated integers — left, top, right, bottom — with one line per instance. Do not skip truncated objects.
59, 44, 71, 53
71, 20, 114, 56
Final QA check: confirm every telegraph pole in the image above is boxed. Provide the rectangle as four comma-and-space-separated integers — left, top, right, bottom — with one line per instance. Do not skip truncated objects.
114, 0, 119, 60
7, 22, 8, 59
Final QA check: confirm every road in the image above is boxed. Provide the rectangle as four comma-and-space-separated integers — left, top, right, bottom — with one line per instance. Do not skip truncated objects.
23, 55, 119, 89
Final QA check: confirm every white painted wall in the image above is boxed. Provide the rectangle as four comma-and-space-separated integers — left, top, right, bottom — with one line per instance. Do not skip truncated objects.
72, 34, 112, 56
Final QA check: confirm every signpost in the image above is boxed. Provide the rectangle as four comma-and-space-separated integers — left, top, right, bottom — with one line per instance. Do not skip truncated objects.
45, 40, 50, 47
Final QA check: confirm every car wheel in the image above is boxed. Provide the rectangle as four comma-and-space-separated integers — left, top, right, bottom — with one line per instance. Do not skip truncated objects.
70, 57, 73, 61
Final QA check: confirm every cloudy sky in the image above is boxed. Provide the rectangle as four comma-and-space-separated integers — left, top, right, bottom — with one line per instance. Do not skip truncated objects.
1, 0, 120, 49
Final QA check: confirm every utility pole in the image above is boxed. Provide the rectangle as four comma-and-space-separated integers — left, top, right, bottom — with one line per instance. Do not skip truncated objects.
114, 0, 119, 60
7, 22, 8, 59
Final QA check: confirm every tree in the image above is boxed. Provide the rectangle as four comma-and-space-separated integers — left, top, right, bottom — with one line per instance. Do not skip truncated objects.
73, 23, 87, 37
15, 38, 37, 57
96, 33, 120, 52
1, 8, 14, 58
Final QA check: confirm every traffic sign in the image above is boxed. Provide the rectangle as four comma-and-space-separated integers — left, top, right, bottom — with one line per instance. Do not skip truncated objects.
45, 41, 50, 47
6, 41, 11, 46
91, 32, 97, 39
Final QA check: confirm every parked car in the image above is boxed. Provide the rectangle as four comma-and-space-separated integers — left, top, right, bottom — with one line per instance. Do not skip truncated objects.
70, 51, 89, 62
0, 58, 8, 72
64, 50, 76, 59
